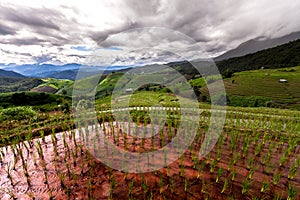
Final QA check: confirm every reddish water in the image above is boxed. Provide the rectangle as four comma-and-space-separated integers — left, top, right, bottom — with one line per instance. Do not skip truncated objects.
0, 122, 299, 199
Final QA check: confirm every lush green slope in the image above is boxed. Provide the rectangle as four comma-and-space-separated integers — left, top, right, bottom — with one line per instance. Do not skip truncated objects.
0, 92, 71, 112
0, 76, 73, 94
0, 77, 44, 92
201, 66, 300, 110
216, 39, 300, 73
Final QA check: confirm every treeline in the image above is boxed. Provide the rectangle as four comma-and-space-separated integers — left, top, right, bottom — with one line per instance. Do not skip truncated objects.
0, 77, 43, 92
0, 92, 71, 112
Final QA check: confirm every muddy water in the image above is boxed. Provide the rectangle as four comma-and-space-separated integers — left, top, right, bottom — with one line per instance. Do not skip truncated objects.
0, 122, 299, 199
0, 130, 79, 199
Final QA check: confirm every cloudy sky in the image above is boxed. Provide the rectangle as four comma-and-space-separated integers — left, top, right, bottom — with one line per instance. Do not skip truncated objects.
0, 0, 300, 66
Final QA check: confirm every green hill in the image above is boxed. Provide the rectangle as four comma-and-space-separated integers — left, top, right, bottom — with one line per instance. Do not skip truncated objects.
0, 77, 43, 92
0, 77, 73, 94
200, 66, 300, 110
216, 39, 300, 73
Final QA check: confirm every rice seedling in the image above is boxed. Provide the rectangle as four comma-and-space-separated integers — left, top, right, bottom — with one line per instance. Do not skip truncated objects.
261, 179, 270, 193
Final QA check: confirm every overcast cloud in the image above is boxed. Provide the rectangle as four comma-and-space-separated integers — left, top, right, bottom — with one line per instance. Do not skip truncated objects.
0, 0, 300, 65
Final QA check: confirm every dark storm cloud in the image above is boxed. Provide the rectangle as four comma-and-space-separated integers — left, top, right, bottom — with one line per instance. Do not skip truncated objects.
0, 5, 61, 30
0, 37, 47, 45
1, 0, 300, 65
91, 21, 140, 44
0, 23, 16, 35
89, 0, 300, 55
0, 4, 81, 47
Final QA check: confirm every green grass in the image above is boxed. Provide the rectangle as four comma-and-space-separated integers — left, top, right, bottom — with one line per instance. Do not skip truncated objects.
201, 66, 300, 110
39, 78, 73, 90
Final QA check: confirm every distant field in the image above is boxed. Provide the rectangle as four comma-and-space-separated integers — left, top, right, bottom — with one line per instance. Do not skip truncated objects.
201, 66, 300, 110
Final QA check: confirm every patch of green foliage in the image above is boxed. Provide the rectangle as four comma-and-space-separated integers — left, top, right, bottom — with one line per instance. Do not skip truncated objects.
0, 106, 38, 122
0, 77, 43, 92
0, 92, 71, 112
228, 95, 270, 107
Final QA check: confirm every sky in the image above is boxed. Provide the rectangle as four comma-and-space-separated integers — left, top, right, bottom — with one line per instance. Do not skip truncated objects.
0, 0, 300, 66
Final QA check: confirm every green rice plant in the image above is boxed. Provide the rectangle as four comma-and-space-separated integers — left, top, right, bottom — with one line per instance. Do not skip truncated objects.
35, 140, 44, 160
288, 158, 299, 180
272, 171, 281, 185
233, 152, 239, 165
192, 154, 198, 169
197, 161, 205, 179
247, 157, 254, 170
255, 142, 263, 156
221, 179, 229, 193
58, 171, 66, 188
179, 156, 185, 176
231, 168, 237, 181
184, 178, 189, 191
88, 178, 93, 199
216, 168, 223, 183
287, 184, 297, 200
25, 132, 33, 148
260, 179, 270, 193
279, 150, 288, 167
253, 131, 260, 146
242, 178, 252, 194
110, 178, 116, 199
227, 158, 233, 171
265, 160, 273, 174
39, 129, 45, 142
129, 179, 134, 198
216, 148, 222, 161
210, 159, 217, 173
247, 168, 255, 180
273, 193, 282, 200
230, 132, 236, 154
5, 162, 14, 186
141, 173, 148, 193
169, 178, 174, 193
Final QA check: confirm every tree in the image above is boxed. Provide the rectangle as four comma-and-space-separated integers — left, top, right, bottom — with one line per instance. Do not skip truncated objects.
222, 69, 234, 79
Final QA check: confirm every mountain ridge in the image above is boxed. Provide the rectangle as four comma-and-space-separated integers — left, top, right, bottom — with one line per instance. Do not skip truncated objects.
215, 31, 300, 61
0, 69, 26, 78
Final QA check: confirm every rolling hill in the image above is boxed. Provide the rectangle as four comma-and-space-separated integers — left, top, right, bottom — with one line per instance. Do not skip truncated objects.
0, 77, 73, 94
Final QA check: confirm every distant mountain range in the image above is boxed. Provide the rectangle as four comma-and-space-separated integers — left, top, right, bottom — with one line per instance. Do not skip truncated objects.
214, 31, 300, 61
0, 63, 132, 80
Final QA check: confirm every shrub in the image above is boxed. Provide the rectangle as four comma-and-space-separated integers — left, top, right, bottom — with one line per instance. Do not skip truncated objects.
0, 106, 38, 122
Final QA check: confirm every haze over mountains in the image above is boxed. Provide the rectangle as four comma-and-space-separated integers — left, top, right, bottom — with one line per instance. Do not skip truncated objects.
1, 31, 300, 80
0, 63, 132, 80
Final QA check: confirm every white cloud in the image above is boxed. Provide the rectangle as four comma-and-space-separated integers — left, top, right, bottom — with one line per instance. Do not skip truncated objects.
0, 0, 300, 65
